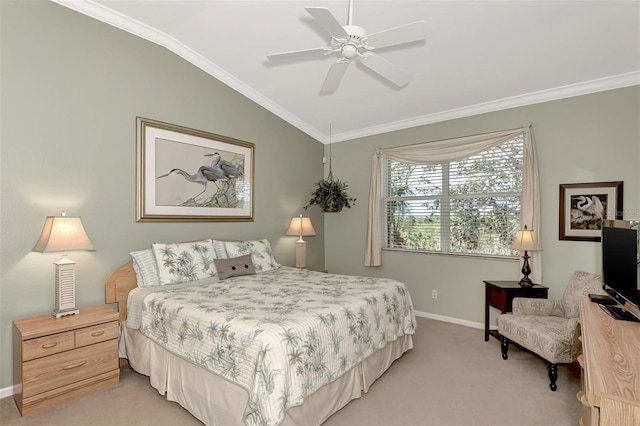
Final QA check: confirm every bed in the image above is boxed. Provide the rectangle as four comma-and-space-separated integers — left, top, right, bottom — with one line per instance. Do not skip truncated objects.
105, 241, 416, 426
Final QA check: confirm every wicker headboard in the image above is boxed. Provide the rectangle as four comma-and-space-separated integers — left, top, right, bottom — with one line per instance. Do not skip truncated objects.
105, 261, 137, 323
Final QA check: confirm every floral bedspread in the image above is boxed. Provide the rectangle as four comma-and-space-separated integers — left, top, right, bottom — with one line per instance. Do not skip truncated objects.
135, 267, 416, 426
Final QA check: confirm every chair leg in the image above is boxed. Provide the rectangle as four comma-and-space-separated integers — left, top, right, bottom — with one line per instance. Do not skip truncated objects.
548, 363, 558, 391
501, 336, 509, 360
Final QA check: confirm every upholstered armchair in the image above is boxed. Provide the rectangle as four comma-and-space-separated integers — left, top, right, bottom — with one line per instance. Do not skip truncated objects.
497, 270, 606, 391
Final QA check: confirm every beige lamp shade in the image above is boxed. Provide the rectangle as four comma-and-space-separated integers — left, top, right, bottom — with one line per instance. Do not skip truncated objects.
33, 214, 95, 253
286, 215, 316, 240
510, 225, 541, 252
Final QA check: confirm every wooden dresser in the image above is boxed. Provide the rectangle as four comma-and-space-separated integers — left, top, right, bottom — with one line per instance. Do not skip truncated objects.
578, 298, 640, 425
13, 305, 120, 415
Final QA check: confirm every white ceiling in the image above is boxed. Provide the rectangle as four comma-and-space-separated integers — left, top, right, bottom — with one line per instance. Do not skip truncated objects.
53, 0, 640, 143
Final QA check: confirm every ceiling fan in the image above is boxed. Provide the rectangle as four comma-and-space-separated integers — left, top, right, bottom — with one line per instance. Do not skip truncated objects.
267, 0, 427, 93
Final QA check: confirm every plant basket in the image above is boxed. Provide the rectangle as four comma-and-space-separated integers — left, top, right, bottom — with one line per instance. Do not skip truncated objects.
305, 174, 356, 213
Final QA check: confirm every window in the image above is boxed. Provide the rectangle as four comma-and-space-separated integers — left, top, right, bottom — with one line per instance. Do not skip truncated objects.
383, 134, 524, 256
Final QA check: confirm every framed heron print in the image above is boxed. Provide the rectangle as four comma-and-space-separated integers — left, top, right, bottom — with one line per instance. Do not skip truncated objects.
136, 117, 254, 222
559, 181, 623, 241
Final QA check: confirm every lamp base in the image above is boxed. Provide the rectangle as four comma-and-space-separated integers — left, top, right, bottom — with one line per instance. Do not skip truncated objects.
52, 307, 79, 318
518, 251, 534, 287
53, 256, 79, 318
518, 277, 534, 287
294, 240, 307, 269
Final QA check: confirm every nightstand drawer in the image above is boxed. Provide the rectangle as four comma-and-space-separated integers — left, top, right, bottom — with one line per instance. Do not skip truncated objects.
489, 288, 505, 307
22, 339, 118, 398
22, 331, 75, 361
75, 321, 118, 347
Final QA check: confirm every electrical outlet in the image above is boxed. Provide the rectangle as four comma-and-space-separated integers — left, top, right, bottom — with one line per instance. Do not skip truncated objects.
432, 290, 438, 299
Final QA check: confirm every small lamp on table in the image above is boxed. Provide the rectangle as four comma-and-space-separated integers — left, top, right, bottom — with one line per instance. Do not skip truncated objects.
32, 212, 96, 318
286, 214, 316, 268
511, 225, 542, 287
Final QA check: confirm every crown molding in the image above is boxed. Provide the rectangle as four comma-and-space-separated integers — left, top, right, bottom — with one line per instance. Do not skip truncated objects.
51, 0, 325, 142
52, 1, 639, 145
330, 72, 640, 143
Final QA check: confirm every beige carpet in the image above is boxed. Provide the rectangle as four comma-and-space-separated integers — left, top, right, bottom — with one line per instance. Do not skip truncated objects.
1, 317, 581, 425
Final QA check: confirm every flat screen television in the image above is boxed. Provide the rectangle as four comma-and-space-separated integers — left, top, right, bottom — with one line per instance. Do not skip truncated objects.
601, 220, 640, 321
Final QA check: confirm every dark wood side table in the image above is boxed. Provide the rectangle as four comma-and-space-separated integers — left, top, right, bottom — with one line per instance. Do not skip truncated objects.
484, 280, 548, 342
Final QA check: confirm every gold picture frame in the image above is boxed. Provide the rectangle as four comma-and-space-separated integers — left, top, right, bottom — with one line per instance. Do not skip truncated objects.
136, 117, 254, 222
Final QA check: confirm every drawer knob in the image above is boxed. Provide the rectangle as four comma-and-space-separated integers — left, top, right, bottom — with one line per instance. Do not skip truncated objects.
41, 342, 58, 349
91, 330, 105, 337
62, 360, 87, 370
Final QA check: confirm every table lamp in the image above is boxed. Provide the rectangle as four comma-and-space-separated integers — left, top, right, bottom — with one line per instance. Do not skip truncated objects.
511, 225, 542, 287
32, 212, 95, 318
286, 214, 316, 268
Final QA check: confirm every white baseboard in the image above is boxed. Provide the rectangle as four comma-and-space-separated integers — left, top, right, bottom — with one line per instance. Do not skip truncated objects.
0, 384, 17, 399
415, 310, 496, 331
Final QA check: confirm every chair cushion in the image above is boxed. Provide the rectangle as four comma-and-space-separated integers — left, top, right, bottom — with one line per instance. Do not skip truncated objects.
497, 314, 575, 364
512, 298, 565, 316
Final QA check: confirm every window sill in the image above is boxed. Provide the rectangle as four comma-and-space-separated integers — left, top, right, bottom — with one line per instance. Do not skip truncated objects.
382, 247, 518, 262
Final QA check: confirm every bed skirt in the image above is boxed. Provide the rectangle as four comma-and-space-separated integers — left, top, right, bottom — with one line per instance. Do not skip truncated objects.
120, 325, 413, 425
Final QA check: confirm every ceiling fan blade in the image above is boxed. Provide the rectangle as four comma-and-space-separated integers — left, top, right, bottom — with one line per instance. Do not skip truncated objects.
306, 7, 349, 39
366, 21, 427, 49
360, 53, 411, 87
267, 47, 329, 61
321, 60, 349, 93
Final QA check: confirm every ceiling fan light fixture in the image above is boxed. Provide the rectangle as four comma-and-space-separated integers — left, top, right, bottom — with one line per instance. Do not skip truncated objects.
341, 44, 358, 59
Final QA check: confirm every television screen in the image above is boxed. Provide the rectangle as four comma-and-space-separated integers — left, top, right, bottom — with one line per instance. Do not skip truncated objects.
601, 223, 640, 311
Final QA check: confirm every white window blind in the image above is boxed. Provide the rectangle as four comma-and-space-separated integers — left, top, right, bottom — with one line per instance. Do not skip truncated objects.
383, 135, 524, 256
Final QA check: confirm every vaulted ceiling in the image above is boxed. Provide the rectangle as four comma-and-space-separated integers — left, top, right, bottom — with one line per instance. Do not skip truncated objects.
53, 0, 640, 143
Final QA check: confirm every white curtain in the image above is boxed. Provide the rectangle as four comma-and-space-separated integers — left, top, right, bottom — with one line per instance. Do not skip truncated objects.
365, 127, 541, 282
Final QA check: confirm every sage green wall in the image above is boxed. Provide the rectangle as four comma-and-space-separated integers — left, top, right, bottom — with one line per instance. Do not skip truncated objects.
0, 1, 324, 390
1, 0, 638, 395
325, 87, 640, 324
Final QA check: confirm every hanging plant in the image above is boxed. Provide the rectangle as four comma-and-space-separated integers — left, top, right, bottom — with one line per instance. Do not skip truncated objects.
305, 175, 356, 212
304, 125, 355, 213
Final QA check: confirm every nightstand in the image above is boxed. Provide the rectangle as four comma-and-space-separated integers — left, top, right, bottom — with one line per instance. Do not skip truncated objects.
483, 280, 548, 342
13, 305, 120, 416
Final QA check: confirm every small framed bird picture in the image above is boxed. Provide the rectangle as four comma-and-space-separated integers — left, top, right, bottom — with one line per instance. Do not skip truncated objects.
558, 181, 623, 241
137, 117, 254, 222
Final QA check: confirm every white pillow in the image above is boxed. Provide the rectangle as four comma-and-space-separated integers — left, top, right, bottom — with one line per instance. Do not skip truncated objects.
152, 239, 217, 285
223, 239, 280, 273
130, 249, 160, 287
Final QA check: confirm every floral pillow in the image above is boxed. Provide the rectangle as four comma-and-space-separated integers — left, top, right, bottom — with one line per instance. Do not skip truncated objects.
222, 239, 280, 273
213, 254, 256, 280
130, 249, 160, 287
152, 239, 217, 285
